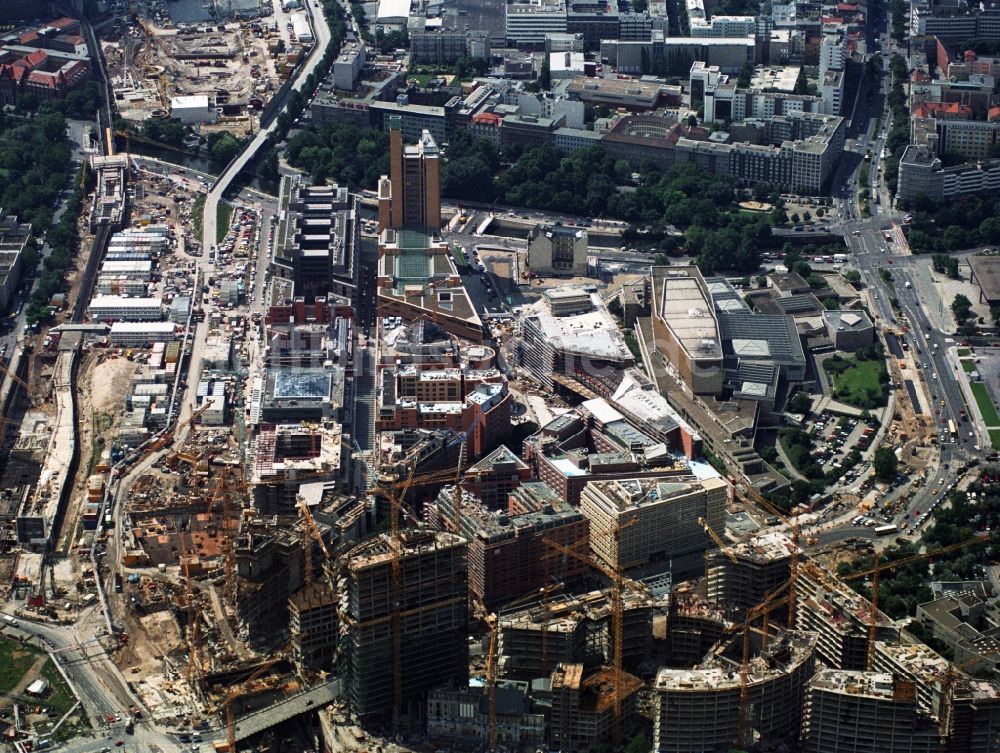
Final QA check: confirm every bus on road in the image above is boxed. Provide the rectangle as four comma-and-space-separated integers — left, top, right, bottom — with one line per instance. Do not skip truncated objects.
874, 524, 898, 536
948, 419, 957, 436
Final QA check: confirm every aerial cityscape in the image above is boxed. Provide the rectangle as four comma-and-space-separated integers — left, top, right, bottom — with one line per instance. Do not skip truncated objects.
0, 0, 1000, 751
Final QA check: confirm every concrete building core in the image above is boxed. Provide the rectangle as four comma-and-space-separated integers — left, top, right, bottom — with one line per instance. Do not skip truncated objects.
338, 530, 468, 718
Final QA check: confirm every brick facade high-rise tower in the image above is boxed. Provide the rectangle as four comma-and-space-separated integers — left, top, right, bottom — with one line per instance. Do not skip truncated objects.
377, 116, 441, 234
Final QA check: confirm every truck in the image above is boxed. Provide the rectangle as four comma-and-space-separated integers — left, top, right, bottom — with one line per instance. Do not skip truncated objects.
833, 253, 848, 264
904, 281, 911, 289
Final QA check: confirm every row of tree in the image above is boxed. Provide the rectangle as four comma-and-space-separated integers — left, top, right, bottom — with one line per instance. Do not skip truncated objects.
905, 194, 1000, 253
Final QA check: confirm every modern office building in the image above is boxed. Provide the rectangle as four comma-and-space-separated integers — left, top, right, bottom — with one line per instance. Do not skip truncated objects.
377, 118, 441, 234
272, 177, 360, 305
506, 0, 569, 47
517, 287, 634, 392
433, 485, 589, 608
579, 476, 728, 571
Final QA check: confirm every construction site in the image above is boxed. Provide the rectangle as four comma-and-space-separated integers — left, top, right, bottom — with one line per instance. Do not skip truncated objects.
102, 1, 315, 132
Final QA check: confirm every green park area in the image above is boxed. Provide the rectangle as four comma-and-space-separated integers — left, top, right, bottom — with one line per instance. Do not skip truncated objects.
961, 360, 976, 373
0, 636, 42, 694
826, 353, 888, 409
0, 636, 80, 741
970, 382, 1000, 427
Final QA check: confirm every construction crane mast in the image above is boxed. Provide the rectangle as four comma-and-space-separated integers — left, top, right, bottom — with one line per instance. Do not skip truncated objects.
839, 538, 977, 670
543, 520, 645, 749
297, 499, 331, 589
741, 484, 801, 626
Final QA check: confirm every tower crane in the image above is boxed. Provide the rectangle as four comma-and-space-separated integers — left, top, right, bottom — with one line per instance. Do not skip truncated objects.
208, 466, 247, 607
141, 402, 210, 459
739, 484, 802, 626
297, 498, 330, 589
839, 537, 979, 671
542, 520, 647, 749
484, 583, 564, 750
699, 516, 738, 562
389, 460, 418, 726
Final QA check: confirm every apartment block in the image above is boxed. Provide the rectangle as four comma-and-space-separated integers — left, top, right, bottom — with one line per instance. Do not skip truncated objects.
338, 530, 469, 718
526, 223, 588, 276
898, 145, 1000, 203
579, 476, 728, 571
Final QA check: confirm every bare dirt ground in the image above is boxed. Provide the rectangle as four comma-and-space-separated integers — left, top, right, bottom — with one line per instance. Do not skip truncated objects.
57, 354, 139, 554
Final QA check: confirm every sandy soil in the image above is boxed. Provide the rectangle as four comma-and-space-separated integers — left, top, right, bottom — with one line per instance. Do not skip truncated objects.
90, 356, 140, 414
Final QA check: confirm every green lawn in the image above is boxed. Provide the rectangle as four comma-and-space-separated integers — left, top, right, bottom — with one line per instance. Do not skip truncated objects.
970, 382, 1000, 426
990, 429, 1000, 450
961, 360, 976, 373
0, 636, 41, 694
191, 194, 206, 240
831, 359, 887, 408
957, 347, 972, 357
216, 200, 234, 245
38, 659, 76, 717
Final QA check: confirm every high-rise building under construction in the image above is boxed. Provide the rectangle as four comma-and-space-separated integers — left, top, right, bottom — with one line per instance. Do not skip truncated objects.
338, 530, 468, 718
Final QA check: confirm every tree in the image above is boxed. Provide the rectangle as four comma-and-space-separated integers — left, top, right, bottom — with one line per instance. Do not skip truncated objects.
208, 131, 241, 165
873, 447, 898, 481
793, 66, 811, 95
788, 392, 812, 414
952, 293, 973, 323
538, 55, 551, 90
625, 734, 649, 753
737, 61, 754, 88
844, 269, 862, 285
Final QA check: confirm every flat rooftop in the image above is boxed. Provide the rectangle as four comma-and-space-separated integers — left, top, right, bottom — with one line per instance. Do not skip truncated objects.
654, 268, 722, 360
522, 291, 633, 361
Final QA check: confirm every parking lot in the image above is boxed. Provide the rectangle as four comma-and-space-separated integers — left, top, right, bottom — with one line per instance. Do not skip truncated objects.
804, 410, 880, 477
